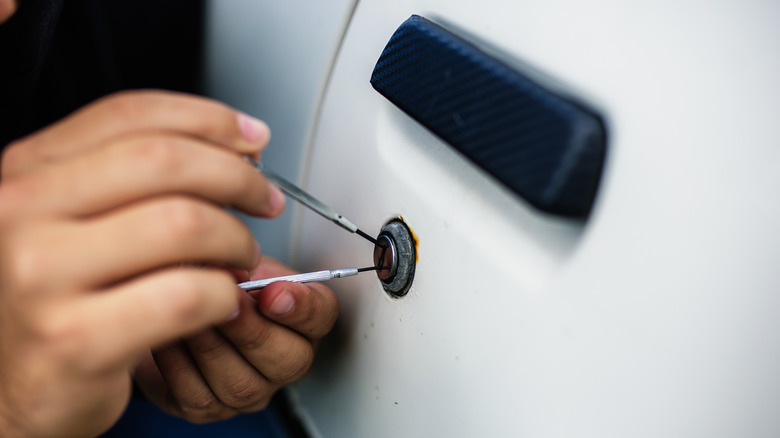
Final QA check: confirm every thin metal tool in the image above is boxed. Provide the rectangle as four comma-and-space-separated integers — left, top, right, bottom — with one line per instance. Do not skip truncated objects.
239, 267, 379, 292
247, 158, 382, 247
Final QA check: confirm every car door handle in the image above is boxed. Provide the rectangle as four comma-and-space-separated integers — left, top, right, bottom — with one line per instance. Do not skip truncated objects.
371, 15, 607, 218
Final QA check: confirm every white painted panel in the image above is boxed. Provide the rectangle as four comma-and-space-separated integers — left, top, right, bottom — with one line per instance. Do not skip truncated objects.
292, 0, 780, 437
203, 0, 357, 263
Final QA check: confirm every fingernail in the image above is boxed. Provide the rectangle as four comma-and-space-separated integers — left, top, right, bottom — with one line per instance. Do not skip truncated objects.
268, 183, 286, 213
238, 112, 270, 144
269, 288, 295, 316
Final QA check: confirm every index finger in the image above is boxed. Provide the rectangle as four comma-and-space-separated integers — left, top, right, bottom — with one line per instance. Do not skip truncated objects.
5, 90, 269, 175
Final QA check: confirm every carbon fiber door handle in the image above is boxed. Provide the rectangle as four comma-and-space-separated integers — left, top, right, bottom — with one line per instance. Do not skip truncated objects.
371, 15, 607, 218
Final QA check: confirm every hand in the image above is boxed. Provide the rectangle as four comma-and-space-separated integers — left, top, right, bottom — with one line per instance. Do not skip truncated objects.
0, 90, 285, 437
133, 257, 339, 423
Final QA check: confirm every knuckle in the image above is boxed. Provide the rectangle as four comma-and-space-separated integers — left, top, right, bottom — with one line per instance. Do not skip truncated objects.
219, 376, 268, 408
101, 92, 144, 118
241, 396, 272, 412
187, 336, 229, 362
33, 309, 119, 373
196, 101, 234, 141
157, 199, 211, 243
4, 240, 48, 292
269, 344, 314, 384
100, 90, 159, 120
238, 321, 274, 352
128, 136, 183, 177
177, 389, 231, 423
35, 311, 89, 365
1, 139, 28, 178
0, 181, 20, 209
155, 352, 191, 378
0, 176, 38, 213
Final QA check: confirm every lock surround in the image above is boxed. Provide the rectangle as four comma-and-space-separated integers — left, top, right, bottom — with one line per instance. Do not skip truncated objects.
373, 219, 416, 298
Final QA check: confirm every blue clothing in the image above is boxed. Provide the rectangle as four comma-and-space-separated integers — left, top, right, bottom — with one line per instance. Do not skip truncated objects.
101, 395, 300, 438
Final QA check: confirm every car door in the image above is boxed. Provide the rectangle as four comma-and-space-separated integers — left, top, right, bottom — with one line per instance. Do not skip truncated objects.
208, 1, 780, 437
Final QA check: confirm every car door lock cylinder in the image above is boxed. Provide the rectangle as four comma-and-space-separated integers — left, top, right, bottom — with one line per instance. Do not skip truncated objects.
373, 219, 416, 298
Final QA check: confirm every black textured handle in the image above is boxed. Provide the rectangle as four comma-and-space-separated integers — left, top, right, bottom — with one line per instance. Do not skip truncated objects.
370, 15, 607, 218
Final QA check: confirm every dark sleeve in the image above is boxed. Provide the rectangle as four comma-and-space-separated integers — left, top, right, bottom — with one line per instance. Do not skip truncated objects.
0, 0, 205, 148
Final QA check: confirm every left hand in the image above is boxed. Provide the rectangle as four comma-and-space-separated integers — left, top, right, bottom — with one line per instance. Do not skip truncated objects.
132, 257, 339, 423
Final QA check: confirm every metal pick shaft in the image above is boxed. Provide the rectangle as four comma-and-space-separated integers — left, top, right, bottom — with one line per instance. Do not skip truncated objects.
239, 267, 359, 292
247, 158, 382, 247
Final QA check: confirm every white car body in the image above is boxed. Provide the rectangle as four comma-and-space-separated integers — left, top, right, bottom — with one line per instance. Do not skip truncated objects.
206, 1, 780, 436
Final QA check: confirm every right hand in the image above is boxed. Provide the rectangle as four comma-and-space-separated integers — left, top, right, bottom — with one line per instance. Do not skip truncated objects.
0, 90, 284, 438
